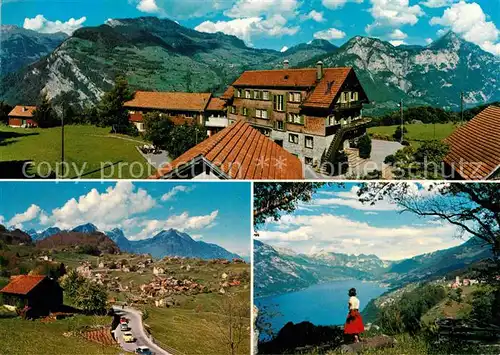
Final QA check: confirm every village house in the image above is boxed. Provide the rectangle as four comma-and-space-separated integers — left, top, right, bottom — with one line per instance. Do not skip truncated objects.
220, 61, 370, 167
8, 106, 37, 128
124, 91, 228, 134
444, 106, 500, 180
0, 275, 63, 314
150, 120, 304, 180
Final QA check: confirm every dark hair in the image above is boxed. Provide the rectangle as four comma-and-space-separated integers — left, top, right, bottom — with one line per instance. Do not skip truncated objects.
349, 288, 357, 297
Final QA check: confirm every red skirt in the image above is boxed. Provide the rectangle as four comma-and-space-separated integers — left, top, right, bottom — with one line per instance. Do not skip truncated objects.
344, 309, 364, 334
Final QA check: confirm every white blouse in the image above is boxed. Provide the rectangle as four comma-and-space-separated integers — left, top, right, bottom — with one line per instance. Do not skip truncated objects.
349, 296, 360, 310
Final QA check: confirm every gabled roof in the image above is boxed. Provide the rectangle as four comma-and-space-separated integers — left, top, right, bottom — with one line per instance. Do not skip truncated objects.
232, 69, 320, 88
124, 91, 212, 112
302, 68, 352, 109
151, 120, 304, 180
206, 97, 226, 111
444, 106, 500, 180
228, 67, 356, 109
9, 105, 36, 118
0, 275, 46, 295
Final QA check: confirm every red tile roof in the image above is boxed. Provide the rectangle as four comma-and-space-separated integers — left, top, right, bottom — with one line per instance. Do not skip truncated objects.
9, 105, 36, 118
206, 97, 226, 111
151, 120, 303, 180
221, 86, 234, 100
303, 68, 352, 109
444, 106, 500, 180
232, 69, 323, 88
124, 91, 212, 112
0, 275, 46, 295
229, 67, 355, 109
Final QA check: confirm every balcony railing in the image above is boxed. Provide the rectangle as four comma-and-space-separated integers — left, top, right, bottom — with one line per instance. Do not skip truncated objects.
334, 101, 363, 110
205, 116, 229, 128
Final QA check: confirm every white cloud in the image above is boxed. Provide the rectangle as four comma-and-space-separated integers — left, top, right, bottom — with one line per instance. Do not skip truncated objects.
425, 37, 433, 44
195, 15, 299, 46
131, 210, 219, 240
260, 213, 462, 260
43, 181, 156, 230
0, 215, 4, 225
280, 46, 289, 52
224, 0, 300, 18
430, 1, 500, 56
420, 0, 456, 8
8, 204, 42, 228
313, 27, 346, 40
366, 0, 424, 34
390, 40, 407, 46
314, 186, 400, 211
23, 15, 86, 35
136, 0, 161, 13
301, 10, 325, 22
134, 0, 230, 18
161, 185, 191, 201
322, 0, 364, 10
389, 29, 408, 40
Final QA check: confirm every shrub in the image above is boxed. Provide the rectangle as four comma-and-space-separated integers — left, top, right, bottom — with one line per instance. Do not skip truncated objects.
358, 134, 372, 159
393, 126, 408, 141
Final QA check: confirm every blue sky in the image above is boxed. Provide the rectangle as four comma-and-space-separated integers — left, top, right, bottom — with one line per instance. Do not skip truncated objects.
0, 181, 251, 257
2, 0, 499, 55
257, 182, 470, 260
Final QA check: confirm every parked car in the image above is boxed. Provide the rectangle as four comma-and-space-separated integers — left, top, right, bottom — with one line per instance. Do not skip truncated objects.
120, 323, 130, 331
120, 317, 129, 324
123, 331, 136, 343
135, 346, 154, 355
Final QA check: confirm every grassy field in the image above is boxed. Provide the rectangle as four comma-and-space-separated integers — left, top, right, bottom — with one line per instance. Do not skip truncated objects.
0, 124, 154, 179
143, 290, 251, 355
0, 313, 120, 355
368, 123, 460, 145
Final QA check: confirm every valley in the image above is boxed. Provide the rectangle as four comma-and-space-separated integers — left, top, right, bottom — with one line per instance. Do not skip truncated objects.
0, 223, 250, 355
254, 237, 492, 298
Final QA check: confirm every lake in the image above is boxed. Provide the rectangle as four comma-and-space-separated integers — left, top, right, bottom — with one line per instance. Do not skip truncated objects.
255, 280, 388, 338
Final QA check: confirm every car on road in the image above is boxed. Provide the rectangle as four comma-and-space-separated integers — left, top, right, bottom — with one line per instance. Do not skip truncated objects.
123, 331, 136, 343
120, 317, 129, 324
120, 323, 130, 331
135, 346, 154, 355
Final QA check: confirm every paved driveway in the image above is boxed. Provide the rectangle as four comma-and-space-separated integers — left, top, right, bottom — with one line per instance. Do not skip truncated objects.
113, 306, 171, 355
370, 139, 403, 167
136, 148, 172, 169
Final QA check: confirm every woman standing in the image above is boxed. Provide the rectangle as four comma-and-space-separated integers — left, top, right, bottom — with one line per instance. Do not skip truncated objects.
344, 288, 364, 343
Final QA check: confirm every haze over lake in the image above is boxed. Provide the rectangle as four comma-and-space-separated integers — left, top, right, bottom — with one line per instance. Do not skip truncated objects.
255, 280, 388, 339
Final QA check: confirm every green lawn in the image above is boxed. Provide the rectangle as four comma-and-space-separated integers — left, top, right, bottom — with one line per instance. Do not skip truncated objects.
0, 124, 154, 179
0, 314, 120, 355
368, 123, 460, 145
143, 291, 251, 355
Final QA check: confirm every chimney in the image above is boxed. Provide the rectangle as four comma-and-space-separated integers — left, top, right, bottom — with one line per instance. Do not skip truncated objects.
283, 59, 290, 70
316, 61, 324, 80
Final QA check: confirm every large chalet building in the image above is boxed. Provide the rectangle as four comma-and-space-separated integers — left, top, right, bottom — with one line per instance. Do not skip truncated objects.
221, 61, 370, 167
124, 91, 228, 136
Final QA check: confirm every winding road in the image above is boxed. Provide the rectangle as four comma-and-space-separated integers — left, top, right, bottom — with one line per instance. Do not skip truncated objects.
112, 306, 171, 355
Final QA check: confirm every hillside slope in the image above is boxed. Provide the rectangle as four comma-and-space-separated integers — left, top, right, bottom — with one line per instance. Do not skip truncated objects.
0, 17, 330, 107
299, 32, 500, 113
0, 25, 67, 76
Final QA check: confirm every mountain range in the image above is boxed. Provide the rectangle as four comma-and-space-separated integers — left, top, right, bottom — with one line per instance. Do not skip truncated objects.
0, 25, 67, 77
22, 223, 239, 260
0, 17, 498, 114
254, 238, 492, 297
